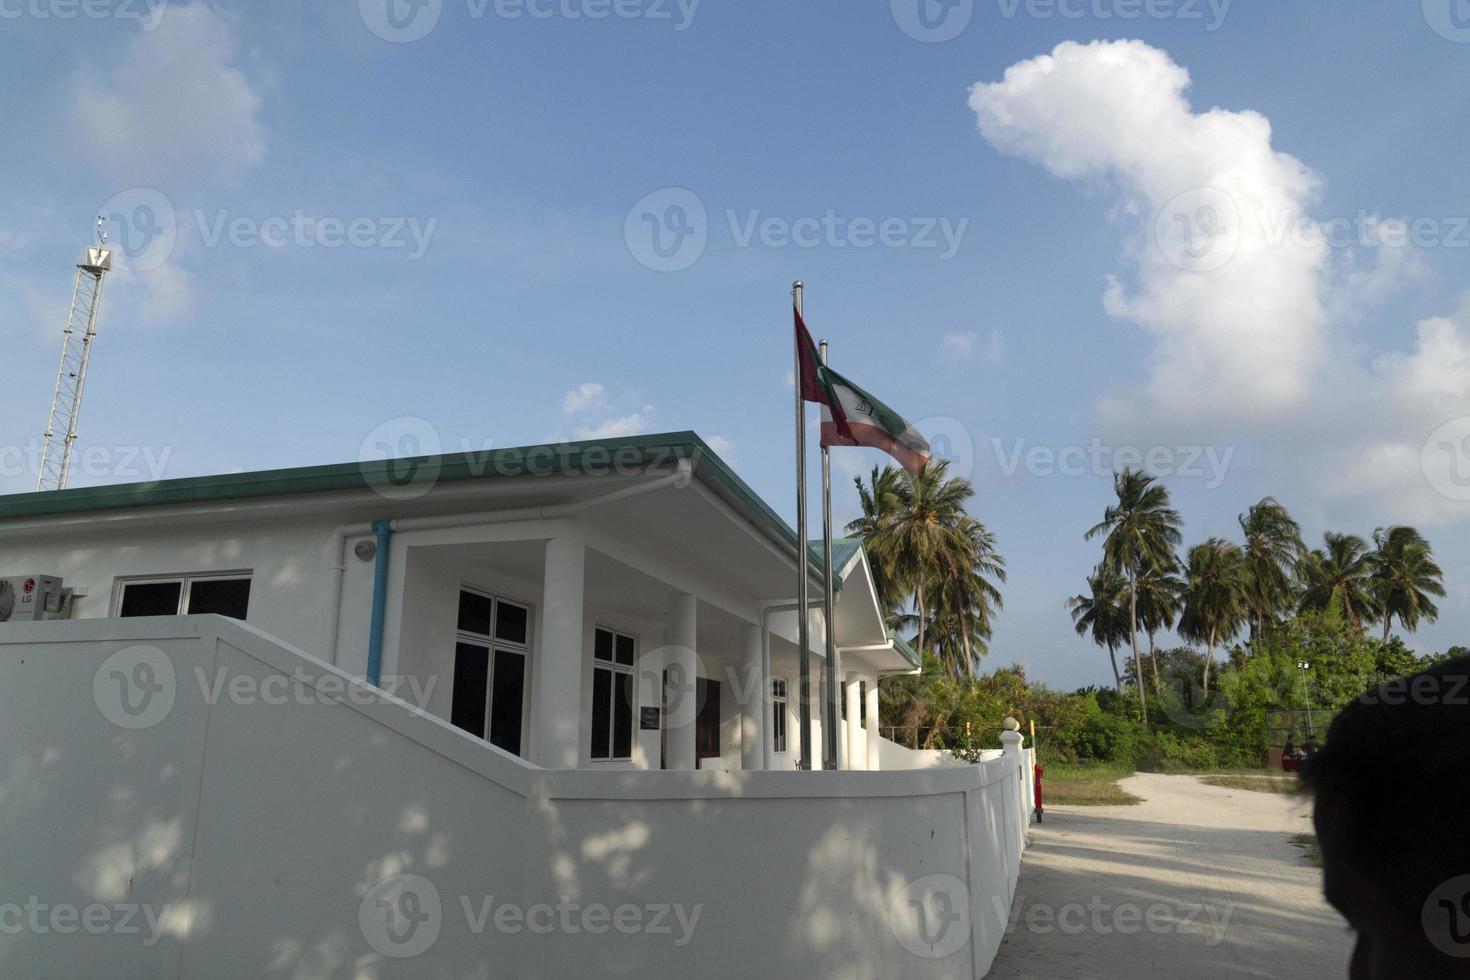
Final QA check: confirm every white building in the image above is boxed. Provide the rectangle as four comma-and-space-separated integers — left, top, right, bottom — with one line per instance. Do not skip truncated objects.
0, 432, 916, 772
0, 431, 1033, 978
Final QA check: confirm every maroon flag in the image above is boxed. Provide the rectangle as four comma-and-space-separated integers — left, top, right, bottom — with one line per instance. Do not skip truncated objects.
794, 306, 855, 441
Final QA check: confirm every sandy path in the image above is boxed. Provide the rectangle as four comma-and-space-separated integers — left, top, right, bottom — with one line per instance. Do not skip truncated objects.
986, 773, 1352, 979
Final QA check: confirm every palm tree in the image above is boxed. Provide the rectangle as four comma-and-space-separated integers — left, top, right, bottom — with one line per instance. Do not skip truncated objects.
856, 461, 1004, 676
930, 517, 1007, 676
1370, 526, 1445, 640
1178, 538, 1248, 691
1085, 469, 1183, 720
1135, 559, 1183, 693
1238, 498, 1305, 639
1068, 565, 1131, 692
1298, 532, 1381, 629
848, 466, 908, 619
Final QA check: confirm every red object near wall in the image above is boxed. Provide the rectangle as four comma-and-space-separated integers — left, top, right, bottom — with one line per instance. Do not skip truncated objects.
1034, 765, 1044, 823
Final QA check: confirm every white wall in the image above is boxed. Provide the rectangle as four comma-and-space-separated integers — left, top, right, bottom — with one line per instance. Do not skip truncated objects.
0, 617, 1031, 979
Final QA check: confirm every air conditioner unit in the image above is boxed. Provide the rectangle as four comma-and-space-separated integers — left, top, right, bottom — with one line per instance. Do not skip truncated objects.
0, 575, 64, 623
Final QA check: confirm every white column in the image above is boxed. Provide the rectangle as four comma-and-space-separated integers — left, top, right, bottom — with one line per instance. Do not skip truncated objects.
534, 533, 585, 770
845, 672, 863, 772
634, 644, 665, 771
865, 676, 881, 771
761, 623, 775, 770
739, 624, 765, 771
665, 592, 698, 771
835, 651, 848, 771
1001, 729, 1027, 851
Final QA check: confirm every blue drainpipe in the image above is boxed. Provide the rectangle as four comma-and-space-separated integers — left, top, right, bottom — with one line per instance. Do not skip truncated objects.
366, 520, 393, 687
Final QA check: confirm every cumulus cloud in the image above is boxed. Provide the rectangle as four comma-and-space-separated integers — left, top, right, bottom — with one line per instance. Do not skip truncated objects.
69, 2, 265, 186
942, 331, 977, 359
941, 329, 1004, 363
970, 39, 1470, 525
705, 435, 736, 457
559, 383, 654, 440
572, 412, 654, 440
562, 382, 607, 415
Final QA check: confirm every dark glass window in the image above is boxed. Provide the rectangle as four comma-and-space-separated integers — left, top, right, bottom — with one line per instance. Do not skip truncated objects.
615, 634, 636, 666
591, 668, 612, 760
488, 650, 525, 756
187, 579, 251, 620
495, 602, 528, 644
696, 678, 721, 760
119, 581, 183, 617
772, 679, 788, 754
451, 643, 489, 739
594, 628, 614, 662
613, 672, 634, 759
457, 591, 493, 636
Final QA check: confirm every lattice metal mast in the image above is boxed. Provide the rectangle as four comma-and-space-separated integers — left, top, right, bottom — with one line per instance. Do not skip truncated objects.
37, 219, 113, 492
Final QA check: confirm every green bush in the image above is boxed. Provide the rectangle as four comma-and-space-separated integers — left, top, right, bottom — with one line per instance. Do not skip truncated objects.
877, 613, 1462, 773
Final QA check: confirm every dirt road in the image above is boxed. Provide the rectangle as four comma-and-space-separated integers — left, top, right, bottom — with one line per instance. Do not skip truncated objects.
987, 773, 1352, 979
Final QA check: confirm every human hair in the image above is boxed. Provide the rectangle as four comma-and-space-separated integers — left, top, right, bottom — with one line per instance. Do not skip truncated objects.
1303, 656, 1470, 923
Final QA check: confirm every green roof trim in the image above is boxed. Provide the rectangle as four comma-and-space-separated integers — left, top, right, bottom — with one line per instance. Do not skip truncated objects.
805, 537, 864, 586
0, 431, 834, 574
888, 631, 921, 668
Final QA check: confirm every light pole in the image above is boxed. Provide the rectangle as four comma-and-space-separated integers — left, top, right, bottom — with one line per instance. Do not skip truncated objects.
1296, 661, 1314, 736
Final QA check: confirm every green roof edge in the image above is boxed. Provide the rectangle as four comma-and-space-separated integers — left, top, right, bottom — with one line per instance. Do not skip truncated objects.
0, 431, 837, 574
888, 631, 921, 668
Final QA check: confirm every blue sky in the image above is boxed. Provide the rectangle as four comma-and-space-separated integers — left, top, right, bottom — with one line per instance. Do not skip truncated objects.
3, 0, 1470, 688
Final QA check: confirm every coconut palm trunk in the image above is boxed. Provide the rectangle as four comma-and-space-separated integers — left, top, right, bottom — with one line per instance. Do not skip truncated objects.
1107, 642, 1123, 692
1147, 630, 1162, 694
915, 580, 925, 658
1129, 568, 1148, 722
1203, 628, 1216, 692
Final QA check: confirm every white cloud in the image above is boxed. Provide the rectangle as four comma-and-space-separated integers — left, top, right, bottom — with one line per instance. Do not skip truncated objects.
572, 412, 654, 440
560, 384, 654, 440
562, 382, 606, 415
970, 40, 1470, 526
941, 331, 977, 359
942, 329, 1004, 362
705, 435, 736, 457
69, 3, 265, 186
972, 39, 1326, 428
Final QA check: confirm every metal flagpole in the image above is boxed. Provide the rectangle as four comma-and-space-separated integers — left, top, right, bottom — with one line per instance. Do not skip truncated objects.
793, 281, 813, 771
819, 340, 840, 770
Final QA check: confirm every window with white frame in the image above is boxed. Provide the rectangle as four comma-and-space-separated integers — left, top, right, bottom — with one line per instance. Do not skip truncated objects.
116, 573, 252, 620
771, 678, 788, 754
590, 627, 636, 761
450, 589, 530, 757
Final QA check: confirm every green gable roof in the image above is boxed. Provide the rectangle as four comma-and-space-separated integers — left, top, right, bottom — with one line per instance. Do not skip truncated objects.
0, 431, 838, 574
888, 632, 920, 668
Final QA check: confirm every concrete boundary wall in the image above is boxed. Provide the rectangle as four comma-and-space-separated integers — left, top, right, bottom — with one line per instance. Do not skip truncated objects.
0, 617, 1032, 979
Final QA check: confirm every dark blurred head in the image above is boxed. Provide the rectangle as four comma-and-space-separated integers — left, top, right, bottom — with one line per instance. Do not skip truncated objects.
1305, 657, 1470, 978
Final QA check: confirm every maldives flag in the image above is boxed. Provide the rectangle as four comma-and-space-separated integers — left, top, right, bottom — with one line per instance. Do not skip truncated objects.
794, 305, 932, 476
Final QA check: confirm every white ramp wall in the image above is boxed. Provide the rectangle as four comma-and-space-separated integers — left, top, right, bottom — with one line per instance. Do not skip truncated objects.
0, 617, 1031, 979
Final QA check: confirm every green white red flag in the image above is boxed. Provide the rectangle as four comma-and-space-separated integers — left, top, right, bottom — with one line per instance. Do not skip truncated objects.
794, 305, 932, 476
